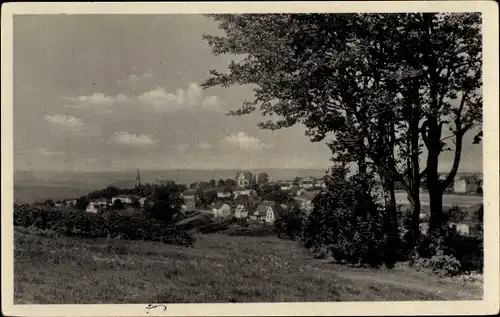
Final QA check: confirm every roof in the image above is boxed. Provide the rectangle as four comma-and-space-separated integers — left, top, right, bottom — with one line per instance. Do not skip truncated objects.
300, 190, 321, 201
256, 200, 278, 214
236, 171, 254, 180
234, 194, 251, 204
93, 198, 108, 203
213, 201, 231, 209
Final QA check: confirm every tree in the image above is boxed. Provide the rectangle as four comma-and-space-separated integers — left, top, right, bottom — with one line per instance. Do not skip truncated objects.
209, 179, 216, 188
189, 182, 198, 189
217, 179, 226, 187
293, 177, 303, 187
398, 13, 482, 234
75, 196, 89, 211
145, 181, 184, 224
111, 199, 125, 210
202, 13, 482, 246
198, 181, 210, 190
257, 172, 270, 184
225, 178, 237, 188
201, 13, 403, 261
43, 199, 55, 207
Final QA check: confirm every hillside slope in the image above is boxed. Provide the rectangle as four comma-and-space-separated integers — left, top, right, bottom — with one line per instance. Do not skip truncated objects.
14, 227, 482, 304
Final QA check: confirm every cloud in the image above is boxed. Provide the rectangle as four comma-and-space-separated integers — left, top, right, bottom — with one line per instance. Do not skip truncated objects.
173, 144, 190, 153
62, 93, 130, 114
111, 132, 158, 146
196, 142, 212, 149
118, 70, 154, 84
44, 113, 84, 131
222, 132, 274, 151
138, 83, 223, 112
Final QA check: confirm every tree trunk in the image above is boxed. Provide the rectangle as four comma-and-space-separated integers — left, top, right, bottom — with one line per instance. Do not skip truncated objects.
407, 108, 422, 247
407, 193, 421, 246
428, 188, 444, 234
381, 173, 399, 268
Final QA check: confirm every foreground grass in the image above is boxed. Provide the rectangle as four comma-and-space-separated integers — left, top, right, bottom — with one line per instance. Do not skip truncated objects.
14, 227, 482, 304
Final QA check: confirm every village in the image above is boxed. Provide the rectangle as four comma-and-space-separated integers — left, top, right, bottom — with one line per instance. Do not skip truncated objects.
39, 169, 483, 237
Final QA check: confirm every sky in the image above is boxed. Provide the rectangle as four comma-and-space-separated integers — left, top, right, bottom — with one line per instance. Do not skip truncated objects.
13, 14, 482, 173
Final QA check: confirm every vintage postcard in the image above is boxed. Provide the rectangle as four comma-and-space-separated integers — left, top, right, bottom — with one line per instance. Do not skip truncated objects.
2, 1, 499, 316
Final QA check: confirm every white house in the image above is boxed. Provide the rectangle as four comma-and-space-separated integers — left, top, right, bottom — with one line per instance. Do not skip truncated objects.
234, 204, 249, 219
233, 194, 253, 219
212, 202, 232, 218
454, 177, 479, 193
235, 171, 255, 188
216, 191, 232, 198
234, 189, 257, 198
280, 182, 292, 191
86, 202, 99, 214
139, 197, 148, 207
64, 199, 77, 207
111, 195, 134, 205
93, 198, 108, 207
255, 200, 280, 224
300, 178, 315, 189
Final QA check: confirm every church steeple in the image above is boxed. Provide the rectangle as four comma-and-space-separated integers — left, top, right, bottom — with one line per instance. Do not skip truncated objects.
135, 168, 141, 188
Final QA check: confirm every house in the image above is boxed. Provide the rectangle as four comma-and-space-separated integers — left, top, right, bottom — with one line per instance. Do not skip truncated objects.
234, 189, 257, 198
184, 200, 196, 212
182, 189, 198, 212
233, 194, 254, 219
280, 182, 292, 191
254, 200, 282, 224
212, 201, 232, 218
85, 202, 100, 214
300, 178, 315, 189
294, 188, 306, 197
294, 197, 313, 213
454, 177, 479, 193
111, 195, 134, 205
235, 171, 255, 188
315, 180, 326, 189
294, 190, 320, 213
216, 190, 232, 199
93, 198, 109, 207
139, 197, 148, 207
64, 199, 77, 207
448, 204, 483, 236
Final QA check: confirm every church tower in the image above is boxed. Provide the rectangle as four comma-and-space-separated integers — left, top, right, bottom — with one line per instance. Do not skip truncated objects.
135, 169, 141, 188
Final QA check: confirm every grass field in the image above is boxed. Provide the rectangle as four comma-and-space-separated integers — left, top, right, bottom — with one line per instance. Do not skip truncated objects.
14, 227, 482, 304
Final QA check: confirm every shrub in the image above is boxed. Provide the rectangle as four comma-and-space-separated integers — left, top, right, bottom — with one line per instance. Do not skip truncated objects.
226, 223, 276, 237
274, 208, 306, 241
412, 254, 462, 277
302, 167, 387, 267
13, 205, 194, 247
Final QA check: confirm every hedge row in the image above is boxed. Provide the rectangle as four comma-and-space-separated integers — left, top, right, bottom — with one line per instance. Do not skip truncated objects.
14, 206, 194, 247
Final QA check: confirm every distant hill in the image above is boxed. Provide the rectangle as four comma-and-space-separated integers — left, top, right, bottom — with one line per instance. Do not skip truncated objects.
13, 169, 326, 204
14, 185, 89, 205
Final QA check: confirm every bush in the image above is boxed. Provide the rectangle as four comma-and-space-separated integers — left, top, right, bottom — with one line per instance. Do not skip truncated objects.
302, 167, 387, 267
13, 205, 194, 247
274, 208, 306, 241
226, 223, 276, 237
412, 254, 462, 277
410, 227, 483, 274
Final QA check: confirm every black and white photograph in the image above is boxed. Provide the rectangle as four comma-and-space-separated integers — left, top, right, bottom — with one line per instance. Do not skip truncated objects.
2, 1, 499, 316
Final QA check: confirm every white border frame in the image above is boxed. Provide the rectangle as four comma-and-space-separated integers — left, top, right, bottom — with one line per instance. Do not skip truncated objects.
2, 2, 499, 316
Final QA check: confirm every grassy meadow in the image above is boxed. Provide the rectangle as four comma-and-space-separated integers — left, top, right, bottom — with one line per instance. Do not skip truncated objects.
14, 226, 482, 304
